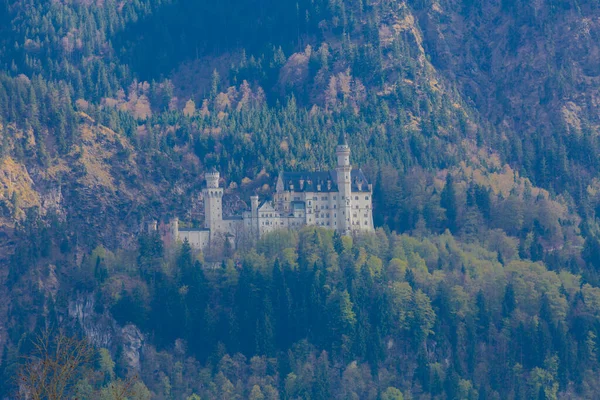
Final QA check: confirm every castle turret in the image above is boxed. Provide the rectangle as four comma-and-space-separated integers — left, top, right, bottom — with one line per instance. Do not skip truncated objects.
336, 132, 352, 234
170, 217, 179, 243
203, 167, 223, 232
251, 195, 259, 236
206, 167, 220, 189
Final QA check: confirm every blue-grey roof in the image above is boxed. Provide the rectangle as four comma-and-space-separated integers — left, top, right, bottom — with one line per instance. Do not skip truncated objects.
280, 169, 370, 193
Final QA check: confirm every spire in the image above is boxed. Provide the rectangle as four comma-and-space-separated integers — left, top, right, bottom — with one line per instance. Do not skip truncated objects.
209, 166, 218, 174
338, 131, 348, 146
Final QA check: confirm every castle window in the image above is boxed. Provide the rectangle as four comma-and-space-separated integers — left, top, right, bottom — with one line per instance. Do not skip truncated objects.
333, 196, 337, 200
334, 205, 336, 209
365, 196, 369, 200
355, 196, 359, 200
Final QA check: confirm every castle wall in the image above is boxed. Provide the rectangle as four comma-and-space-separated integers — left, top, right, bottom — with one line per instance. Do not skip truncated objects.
271, 184, 373, 233
305, 192, 338, 228
223, 218, 243, 234
350, 192, 374, 231
177, 230, 210, 249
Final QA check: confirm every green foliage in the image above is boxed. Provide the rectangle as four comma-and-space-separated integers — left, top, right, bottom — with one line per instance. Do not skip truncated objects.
3, 0, 600, 398
381, 387, 404, 400
6, 226, 588, 398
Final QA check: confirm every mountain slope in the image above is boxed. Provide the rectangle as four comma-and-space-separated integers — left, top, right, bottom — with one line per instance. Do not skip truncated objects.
1, 0, 600, 398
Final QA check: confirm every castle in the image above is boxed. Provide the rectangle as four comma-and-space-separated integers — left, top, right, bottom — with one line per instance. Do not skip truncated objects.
157, 134, 374, 250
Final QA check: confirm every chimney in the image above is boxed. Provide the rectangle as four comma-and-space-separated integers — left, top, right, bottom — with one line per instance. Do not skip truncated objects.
299, 178, 305, 190
327, 180, 332, 190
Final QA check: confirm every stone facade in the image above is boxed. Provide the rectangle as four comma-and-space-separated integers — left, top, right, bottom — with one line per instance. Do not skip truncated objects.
155, 136, 374, 250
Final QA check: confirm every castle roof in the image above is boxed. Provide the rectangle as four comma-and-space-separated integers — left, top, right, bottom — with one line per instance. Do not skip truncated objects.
279, 169, 371, 193
258, 201, 276, 212
280, 171, 337, 192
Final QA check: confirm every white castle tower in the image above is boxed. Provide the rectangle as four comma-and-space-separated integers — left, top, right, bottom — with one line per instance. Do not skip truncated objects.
336, 132, 352, 234
203, 167, 223, 233
250, 195, 259, 236
161, 138, 373, 252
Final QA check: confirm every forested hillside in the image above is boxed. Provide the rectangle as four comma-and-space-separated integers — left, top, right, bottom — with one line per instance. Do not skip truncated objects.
1, 0, 600, 398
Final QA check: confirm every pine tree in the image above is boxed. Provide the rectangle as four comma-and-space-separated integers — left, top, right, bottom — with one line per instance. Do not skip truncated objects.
441, 174, 458, 232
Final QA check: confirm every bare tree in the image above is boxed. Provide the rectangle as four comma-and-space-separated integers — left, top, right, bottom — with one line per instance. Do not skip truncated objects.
18, 330, 95, 400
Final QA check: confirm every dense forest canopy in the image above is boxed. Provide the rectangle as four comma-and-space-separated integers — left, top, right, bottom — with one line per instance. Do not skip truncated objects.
1, 0, 600, 398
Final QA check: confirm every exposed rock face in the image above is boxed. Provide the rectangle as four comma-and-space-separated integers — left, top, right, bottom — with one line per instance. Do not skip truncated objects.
412, 0, 600, 137
39, 186, 64, 217
39, 264, 59, 303
120, 324, 144, 373
68, 294, 145, 373
68, 294, 115, 349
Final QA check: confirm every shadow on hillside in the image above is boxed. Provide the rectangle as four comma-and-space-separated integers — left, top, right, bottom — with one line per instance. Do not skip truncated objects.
112, 0, 309, 81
